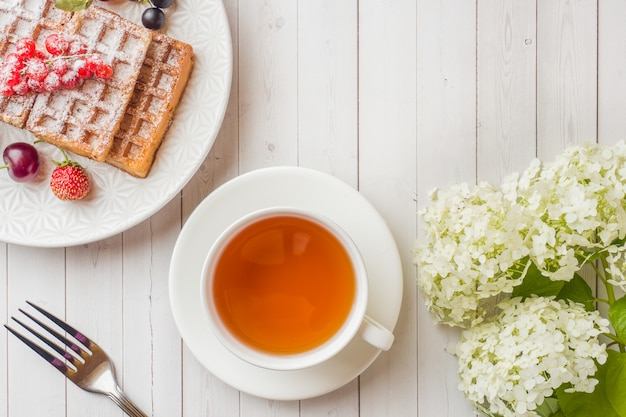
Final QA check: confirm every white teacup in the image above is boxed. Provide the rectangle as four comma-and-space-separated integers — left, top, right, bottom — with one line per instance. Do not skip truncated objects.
200, 206, 394, 371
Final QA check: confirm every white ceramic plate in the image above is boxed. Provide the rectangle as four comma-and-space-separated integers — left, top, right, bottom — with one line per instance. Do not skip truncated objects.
0, 0, 232, 247
169, 167, 404, 400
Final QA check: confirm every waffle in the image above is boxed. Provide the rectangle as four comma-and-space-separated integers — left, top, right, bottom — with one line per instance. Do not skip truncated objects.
106, 33, 193, 178
26, 5, 153, 161
0, 0, 71, 127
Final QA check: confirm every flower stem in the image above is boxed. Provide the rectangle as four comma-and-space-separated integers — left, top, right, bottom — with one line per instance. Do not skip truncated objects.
599, 255, 617, 305
594, 298, 610, 305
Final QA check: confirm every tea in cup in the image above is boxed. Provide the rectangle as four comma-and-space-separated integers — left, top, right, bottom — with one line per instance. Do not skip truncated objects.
200, 207, 394, 370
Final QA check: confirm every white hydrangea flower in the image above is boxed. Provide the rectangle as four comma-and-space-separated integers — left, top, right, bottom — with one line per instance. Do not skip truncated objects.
415, 141, 626, 326
605, 245, 626, 290
414, 182, 531, 327
517, 142, 626, 279
455, 296, 609, 417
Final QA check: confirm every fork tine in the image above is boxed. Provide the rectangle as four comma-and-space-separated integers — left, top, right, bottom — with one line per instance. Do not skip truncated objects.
18, 308, 86, 358
26, 301, 93, 349
7, 302, 149, 417
4, 324, 70, 375
11, 316, 81, 366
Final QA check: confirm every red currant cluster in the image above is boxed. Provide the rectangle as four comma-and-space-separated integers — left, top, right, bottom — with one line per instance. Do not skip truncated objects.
0, 33, 114, 97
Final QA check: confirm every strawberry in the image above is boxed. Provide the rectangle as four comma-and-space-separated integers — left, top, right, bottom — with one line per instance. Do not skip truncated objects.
50, 151, 90, 200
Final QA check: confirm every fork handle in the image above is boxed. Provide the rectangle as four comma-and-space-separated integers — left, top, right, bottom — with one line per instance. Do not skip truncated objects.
107, 385, 149, 417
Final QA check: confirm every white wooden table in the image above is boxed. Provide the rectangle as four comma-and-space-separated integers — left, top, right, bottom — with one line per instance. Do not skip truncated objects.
1, 0, 621, 416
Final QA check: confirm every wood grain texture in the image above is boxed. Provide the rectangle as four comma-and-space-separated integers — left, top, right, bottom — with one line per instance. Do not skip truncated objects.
2, 0, 620, 416
598, 0, 626, 144
416, 0, 477, 415
477, 0, 537, 183
358, 1, 417, 416
537, 0, 597, 158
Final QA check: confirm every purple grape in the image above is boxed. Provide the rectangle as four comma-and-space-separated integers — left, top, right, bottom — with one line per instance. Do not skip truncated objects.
152, 0, 174, 8
142, 7, 165, 30
2, 142, 40, 182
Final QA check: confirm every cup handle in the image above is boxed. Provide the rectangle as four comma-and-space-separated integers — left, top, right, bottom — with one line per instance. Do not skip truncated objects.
358, 315, 394, 351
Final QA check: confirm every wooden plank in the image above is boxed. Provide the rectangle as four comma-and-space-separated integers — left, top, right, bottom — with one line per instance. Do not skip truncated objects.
537, 0, 599, 303
238, 0, 298, 171
596, 0, 624, 330
6, 246, 66, 416
301, 380, 359, 417
537, 0, 597, 158
358, 0, 417, 416
297, 0, 358, 186
415, 0, 478, 415
180, 0, 242, 415
65, 238, 123, 417
0, 243, 6, 417
298, 1, 359, 413
237, 0, 299, 414
121, 197, 183, 417
241, 397, 300, 416
598, 0, 626, 143
477, 0, 537, 183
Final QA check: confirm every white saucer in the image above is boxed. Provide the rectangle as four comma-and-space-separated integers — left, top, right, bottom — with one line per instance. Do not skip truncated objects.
168, 167, 403, 400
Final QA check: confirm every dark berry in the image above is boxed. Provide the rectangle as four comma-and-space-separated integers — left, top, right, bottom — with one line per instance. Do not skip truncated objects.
2, 142, 40, 182
142, 7, 166, 30
152, 0, 175, 8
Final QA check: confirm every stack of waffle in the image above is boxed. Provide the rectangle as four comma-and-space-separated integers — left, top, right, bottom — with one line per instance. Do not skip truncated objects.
0, 0, 193, 178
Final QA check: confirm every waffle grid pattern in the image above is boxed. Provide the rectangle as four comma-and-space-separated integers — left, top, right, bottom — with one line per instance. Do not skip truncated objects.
107, 34, 192, 177
26, 5, 152, 161
0, 0, 70, 127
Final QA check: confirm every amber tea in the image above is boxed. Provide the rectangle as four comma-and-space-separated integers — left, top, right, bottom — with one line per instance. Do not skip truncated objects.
211, 214, 356, 355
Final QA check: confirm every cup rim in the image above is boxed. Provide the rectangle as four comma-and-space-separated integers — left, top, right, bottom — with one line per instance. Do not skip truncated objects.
200, 206, 368, 371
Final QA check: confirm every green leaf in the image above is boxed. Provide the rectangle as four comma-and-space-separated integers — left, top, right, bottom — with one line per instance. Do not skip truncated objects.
536, 397, 561, 417
609, 297, 626, 344
512, 261, 564, 299
556, 273, 595, 311
54, 0, 92, 11
606, 350, 626, 416
556, 351, 626, 417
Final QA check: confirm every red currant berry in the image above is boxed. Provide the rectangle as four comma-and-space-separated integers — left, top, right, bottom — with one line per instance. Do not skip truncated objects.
24, 57, 48, 82
77, 66, 92, 79
12, 81, 29, 95
43, 72, 61, 92
45, 33, 68, 56
15, 38, 36, 58
34, 50, 47, 60
51, 59, 69, 76
68, 40, 87, 55
84, 54, 103, 72
61, 71, 79, 89
1, 84, 13, 96
5, 53, 24, 70
0, 63, 20, 87
5, 69, 21, 87
73, 59, 91, 78
27, 77, 44, 92
95, 63, 113, 79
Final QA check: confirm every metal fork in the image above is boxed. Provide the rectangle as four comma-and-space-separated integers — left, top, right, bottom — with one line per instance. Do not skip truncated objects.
4, 301, 148, 417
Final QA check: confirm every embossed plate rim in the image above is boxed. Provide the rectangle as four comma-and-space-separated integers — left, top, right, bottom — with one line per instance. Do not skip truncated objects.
0, 0, 232, 247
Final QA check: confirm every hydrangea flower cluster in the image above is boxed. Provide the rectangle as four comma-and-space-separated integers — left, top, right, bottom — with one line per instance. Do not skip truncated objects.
455, 296, 609, 417
415, 181, 531, 327
415, 141, 626, 417
515, 143, 626, 283
415, 141, 626, 327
